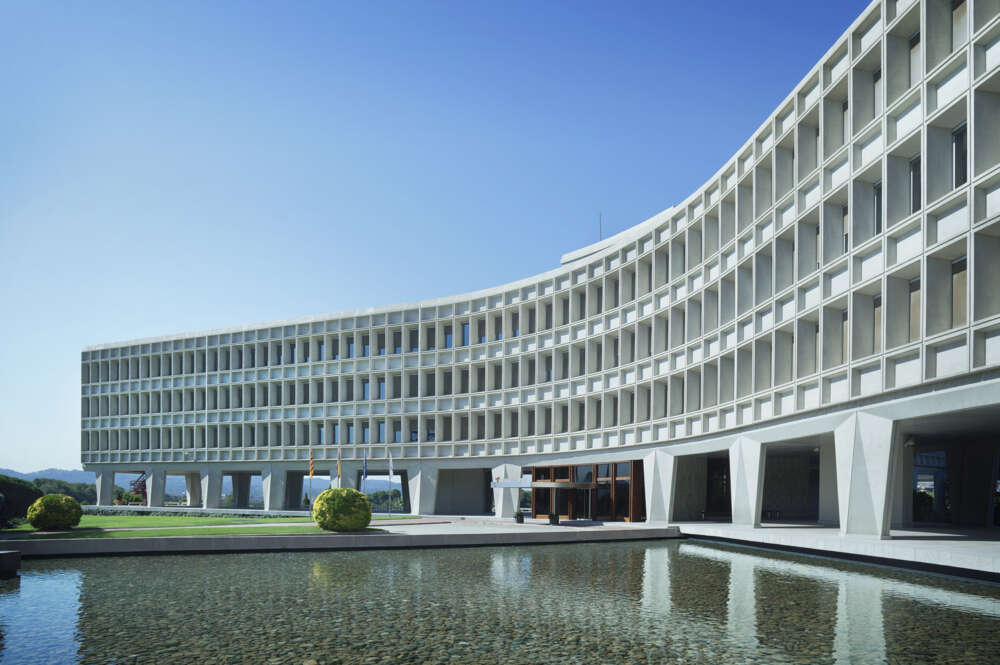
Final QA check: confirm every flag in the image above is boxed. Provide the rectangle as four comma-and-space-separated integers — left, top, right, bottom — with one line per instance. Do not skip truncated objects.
309, 451, 314, 479
388, 451, 393, 482
362, 448, 368, 481
336, 446, 342, 479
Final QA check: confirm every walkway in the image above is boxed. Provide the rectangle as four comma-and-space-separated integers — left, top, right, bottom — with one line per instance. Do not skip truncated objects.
673, 522, 1000, 580
7, 519, 679, 558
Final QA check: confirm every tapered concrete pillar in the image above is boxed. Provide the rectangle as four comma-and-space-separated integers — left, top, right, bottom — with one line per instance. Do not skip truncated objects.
834, 412, 898, 538
818, 441, 839, 525
95, 469, 114, 506
285, 473, 304, 510
184, 472, 202, 507
262, 466, 285, 512
201, 467, 222, 509
643, 449, 676, 523
491, 463, 521, 518
144, 467, 165, 507
729, 437, 764, 527
232, 472, 251, 509
407, 465, 438, 515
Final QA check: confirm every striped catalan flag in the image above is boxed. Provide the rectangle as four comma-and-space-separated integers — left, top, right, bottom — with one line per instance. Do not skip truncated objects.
309, 451, 314, 478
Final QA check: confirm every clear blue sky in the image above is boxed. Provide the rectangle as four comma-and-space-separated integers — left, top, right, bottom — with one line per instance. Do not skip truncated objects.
0, 0, 870, 472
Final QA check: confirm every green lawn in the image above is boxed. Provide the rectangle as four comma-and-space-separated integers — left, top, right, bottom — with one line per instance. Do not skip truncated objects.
1, 513, 419, 537
27, 525, 374, 539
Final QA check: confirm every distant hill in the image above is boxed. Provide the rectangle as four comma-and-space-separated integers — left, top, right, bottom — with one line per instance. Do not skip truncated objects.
0, 468, 400, 500
0, 468, 95, 484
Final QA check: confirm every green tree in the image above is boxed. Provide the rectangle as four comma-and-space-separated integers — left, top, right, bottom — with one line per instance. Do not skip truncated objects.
32, 478, 97, 505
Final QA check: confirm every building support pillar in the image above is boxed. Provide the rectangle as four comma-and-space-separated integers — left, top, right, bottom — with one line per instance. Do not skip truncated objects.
491, 463, 521, 518
834, 411, 898, 538
144, 467, 165, 508
407, 464, 438, 515
232, 471, 251, 509
184, 472, 202, 507
643, 449, 676, 523
95, 469, 114, 506
201, 467, 222, 510
262, 466, 285, 512
729, 437, 764, 527
818, 441, 839, 525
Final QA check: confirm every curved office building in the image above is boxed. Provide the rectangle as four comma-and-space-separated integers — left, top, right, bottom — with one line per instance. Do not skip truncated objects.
83, 0, 1000, 535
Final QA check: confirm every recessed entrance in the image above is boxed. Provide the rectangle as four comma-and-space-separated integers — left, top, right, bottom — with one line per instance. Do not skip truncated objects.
527, 461, 645, 521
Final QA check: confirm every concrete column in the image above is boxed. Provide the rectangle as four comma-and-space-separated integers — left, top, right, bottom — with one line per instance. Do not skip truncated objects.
407, 464, 439, 515
95, 469, 114, 506
818, 441, 839, 525
491, 463, 521, 518
834, 411, 898, 537
891, 439, 915, 528
145, 467, 165, 507
231, 472, 251, 509
643, 449, 677, 523
184, 472, 202, 507
262, 465, 285, 511
729, 437, 764, 527
285, 473, 304, 510
201, 467, 222, 509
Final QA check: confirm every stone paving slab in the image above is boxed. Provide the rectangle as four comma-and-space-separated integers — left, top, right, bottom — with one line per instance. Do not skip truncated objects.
8, 522, 679, 558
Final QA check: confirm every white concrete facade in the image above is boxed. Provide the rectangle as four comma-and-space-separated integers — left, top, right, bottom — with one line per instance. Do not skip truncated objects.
82, 0, 1000, 537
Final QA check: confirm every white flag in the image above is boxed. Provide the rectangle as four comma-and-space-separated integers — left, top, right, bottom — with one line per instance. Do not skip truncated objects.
388, 451, 394, 481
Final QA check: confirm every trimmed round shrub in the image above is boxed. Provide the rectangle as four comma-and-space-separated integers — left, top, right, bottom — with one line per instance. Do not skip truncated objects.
312, 488, 371, 532
27, 494, 83, 531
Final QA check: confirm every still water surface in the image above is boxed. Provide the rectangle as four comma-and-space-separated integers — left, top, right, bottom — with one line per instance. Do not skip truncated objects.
1, 540, 998, 664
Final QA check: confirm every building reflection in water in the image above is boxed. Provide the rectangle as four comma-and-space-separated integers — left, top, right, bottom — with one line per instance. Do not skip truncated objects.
642, 542, 1000, 665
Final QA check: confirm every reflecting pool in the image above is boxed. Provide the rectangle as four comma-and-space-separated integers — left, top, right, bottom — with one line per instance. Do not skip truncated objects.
2, 540, 999, 664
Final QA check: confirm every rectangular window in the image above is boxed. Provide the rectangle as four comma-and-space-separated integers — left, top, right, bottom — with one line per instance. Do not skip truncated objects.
910, 155, 921, 214
952, 0, 968, 51
393, 424, 402, 443
362, 423, 370, 444
953, 123, 967, 188
332, 423, 340, 444
841, 310, 849, 363
873, 295, 882, 353
462, 322, 470, 346
426, 328, 436, 351
409, 330, 419, 353
377, 333, 386, 355
909, 32, 921, 88
362, 335, 370, 357
842, 205, 850, 253
952, 257, 967, 328
511, 312, 519, 337
377, 421, 385, 443
317, 340, 324, 362
873, 181, 882, 235
392, 375, 401, 398
872, 68, 882, 117
494, 315, 503, 341
346, 336, 354, 359
410, 427, 418, 442
841, 100, 849, 144
444, 325, 453, 348
477, 319, 486, 344
346, 423, 355, 444
909, 278, 921, 341
393, 331, 402, 354
377, 378, 386, 399
544, 303, 552, 329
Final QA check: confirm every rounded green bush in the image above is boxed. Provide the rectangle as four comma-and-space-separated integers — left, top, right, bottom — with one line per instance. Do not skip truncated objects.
312, 488, 371, 532
27, 494, 83, 531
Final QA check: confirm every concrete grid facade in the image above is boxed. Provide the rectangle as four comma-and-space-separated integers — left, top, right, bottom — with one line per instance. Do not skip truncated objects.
83, 0, 1000, 535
